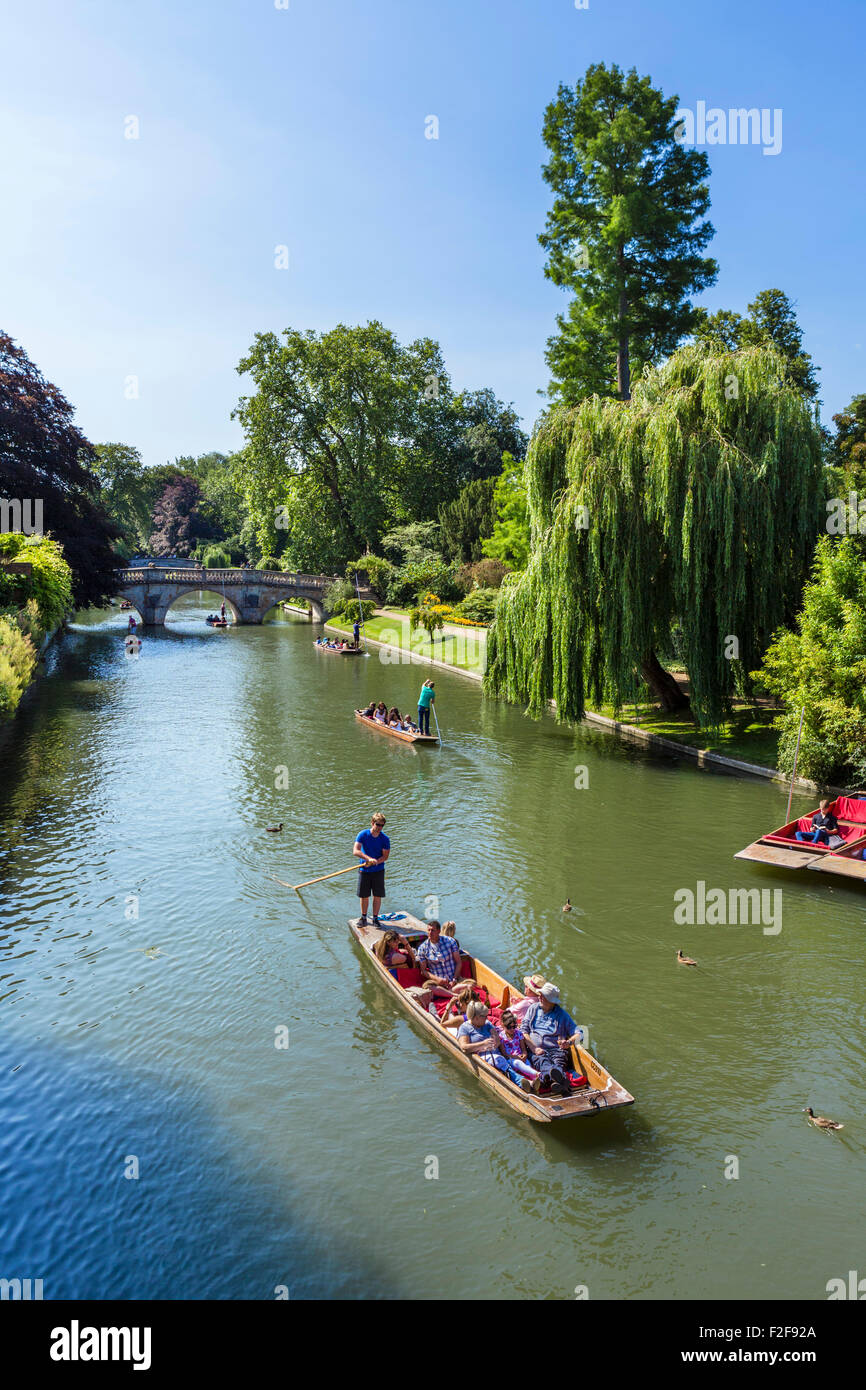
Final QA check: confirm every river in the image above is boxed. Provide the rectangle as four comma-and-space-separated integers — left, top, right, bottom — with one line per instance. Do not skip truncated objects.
1, 593, 863, 1300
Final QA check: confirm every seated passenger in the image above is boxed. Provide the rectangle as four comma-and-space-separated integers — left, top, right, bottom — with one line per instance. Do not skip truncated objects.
522, 983, 582, 1096
416, 919, 463, 989
387, 706, 402, 728
361, 702, 376, 718
457, 1001, 533, 1093
373, 929, 416, 969
441, 920, 460, 950
402, 714, 417, 733
373, 702, 387, 723
440, 983, 479, 1029
795, 798, 838, 845
508, 974, 547, 1026
497, 1010, 540, 1082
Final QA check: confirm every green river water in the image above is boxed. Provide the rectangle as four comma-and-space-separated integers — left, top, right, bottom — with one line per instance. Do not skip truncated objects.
0, 594, 863, 1300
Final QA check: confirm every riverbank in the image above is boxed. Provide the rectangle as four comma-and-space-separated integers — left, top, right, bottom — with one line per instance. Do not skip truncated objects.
325, 614, 827, 793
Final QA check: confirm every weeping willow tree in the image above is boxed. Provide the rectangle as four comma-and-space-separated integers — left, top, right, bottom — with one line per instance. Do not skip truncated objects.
484, 343, 825, 727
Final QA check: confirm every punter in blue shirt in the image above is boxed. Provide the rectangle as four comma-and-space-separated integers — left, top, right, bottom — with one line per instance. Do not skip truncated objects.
522, 983, 581, 1097
353, 812, 390, 926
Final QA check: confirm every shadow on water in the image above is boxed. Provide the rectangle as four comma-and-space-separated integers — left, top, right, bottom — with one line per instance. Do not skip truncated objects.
0, 1034, 397, 1299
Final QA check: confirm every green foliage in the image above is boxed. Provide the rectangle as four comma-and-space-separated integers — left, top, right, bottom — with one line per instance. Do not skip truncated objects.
0, 533, 73, 634
233, 322, 527, 572
0, 616, 36, 718
484, 342, 826, 727
454, 587, 499, 623
324, 577, 354, 614
753, 538, 866, 785
828, 393, 866, 483
409, 594, 448, 640
387, 558, 460, 606
93, 443, 152, 553
695, 289, 819, 400
481, 453, 531, 570
332, 598, 376, 622
539, 63, 717, 402
438, 477, 497, 563
258, 556, 281, 571
346, 554, 394, 595
379, 522, 441, 565
202, 545, 231, 569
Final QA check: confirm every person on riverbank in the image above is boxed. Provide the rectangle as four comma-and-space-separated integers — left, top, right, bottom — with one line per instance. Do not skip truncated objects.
417, 680, 435, 735
353, 812, 390, 926
416, 918, 462, 988
523, 983, 581, 1096
795, 798, 839, 845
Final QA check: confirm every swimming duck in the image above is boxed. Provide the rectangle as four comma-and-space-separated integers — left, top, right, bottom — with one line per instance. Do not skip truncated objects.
677, 949, 698, 966
266, 823, 283, 833
562, 898, 572, 912
804, 1107, 844, 1131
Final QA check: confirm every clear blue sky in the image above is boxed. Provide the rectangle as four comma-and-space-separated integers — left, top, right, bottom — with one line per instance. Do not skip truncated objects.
2, 0, 863, 467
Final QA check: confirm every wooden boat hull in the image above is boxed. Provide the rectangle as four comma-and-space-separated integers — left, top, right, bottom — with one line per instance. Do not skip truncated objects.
354, 710, 438, 745
314, 643, 363, 656
349, 913, 634, 1123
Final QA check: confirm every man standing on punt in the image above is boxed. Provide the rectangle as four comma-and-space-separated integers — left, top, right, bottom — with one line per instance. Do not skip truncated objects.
353, 812, 390, 926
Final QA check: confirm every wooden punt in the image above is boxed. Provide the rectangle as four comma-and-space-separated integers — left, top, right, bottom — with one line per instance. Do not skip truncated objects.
349, 912, 634, 1123
314, 641, 364, 656
736, 793, 866, 883
353, 710, 438, 745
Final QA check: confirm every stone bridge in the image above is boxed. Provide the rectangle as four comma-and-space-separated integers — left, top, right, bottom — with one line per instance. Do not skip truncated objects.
115, 566, 347, 626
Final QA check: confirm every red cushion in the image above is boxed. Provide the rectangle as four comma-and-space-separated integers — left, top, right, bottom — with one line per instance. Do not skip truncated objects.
833, 796, 866, 823
395, 966, 424, 987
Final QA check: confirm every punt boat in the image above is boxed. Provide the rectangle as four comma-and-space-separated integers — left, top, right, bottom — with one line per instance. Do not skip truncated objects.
735, 794, 866, 882
353, 710, 438, 745
314, 641, 363, 656
349, 912, 634, 1122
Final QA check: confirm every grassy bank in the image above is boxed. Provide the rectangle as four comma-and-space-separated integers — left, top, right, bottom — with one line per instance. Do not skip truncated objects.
326, 612, 487, 677
328, 610, 783, 771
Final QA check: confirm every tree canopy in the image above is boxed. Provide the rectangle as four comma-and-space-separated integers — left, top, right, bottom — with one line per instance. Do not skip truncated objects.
148, 476, 216, 557
754, 538, 866, 786
484, 343, 825, 727
695, 289, 819, 400
233, 321, 525, 572
539, 63, 717, 403
0, 331, 119, 607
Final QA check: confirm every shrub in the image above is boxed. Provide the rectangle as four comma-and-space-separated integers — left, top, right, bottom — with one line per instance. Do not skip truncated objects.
455, 587, 499, 624
202, 545, 231, 569
0, 533, 72, 633
337, 598, 376, 622
387, 559, 461, 606
409, 594, 449, 641
258, 555, 281, 571
0, 615, 37, 718
455, 558, 511, 593
346, 554, 393, 596
324, 577, 354, 614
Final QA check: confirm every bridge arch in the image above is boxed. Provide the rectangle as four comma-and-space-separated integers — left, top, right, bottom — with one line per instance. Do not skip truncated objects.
113, 566, 361, 628
163, 588, 242, 625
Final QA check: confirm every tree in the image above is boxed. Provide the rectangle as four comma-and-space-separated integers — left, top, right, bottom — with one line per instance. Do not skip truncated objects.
0, 331, 119, 607
539, 64, 717, 403
148, 476, 215, 557
828, 393, 866, 479
696, 289, 819, 400
93, 443, 151, 554
484, 343, 825, 726
481, 454, 530, 571
438, 477, 497, 563
234, 322, 527, 572
753, 538, 866, 785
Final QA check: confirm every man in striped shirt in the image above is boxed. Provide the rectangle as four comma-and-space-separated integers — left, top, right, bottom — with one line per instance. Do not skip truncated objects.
416, 920, 462, 988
